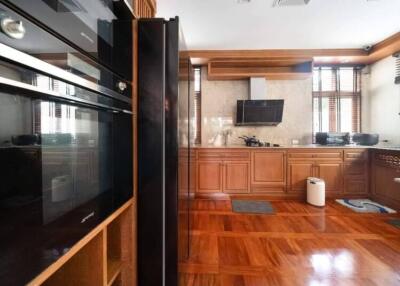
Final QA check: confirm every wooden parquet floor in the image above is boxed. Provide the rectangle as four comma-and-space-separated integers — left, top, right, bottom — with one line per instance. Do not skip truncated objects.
179, 199, 400, 286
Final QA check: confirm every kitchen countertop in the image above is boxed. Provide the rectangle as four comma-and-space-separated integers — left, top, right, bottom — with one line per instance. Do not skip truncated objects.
192, 144, 400, 151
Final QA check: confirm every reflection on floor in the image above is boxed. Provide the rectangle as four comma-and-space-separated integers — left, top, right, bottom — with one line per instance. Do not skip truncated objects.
179, 199, 400, 286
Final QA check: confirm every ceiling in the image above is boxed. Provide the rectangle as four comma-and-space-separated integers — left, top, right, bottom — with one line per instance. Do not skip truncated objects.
157, 0, 400, 50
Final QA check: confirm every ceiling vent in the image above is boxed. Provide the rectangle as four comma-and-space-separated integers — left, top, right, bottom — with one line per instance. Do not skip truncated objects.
273, 0, 311, 6
394, 53, 400, 84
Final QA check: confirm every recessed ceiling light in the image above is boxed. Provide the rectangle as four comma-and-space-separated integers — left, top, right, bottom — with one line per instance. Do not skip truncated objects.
237, 0, 251, 3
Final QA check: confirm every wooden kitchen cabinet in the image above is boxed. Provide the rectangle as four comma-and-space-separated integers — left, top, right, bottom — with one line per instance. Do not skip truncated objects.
287, 150, 343, 195
371, 151, 400, 210
251, 151, 286, 193
343, 149, 369, 194
196, 149, 251, 194
287, 161, 343, 194
195, 148, 371, 198
223, 161, 250, 193
287, 162, 314, 192
196, 161, 223, 193
315, 162, 343, 193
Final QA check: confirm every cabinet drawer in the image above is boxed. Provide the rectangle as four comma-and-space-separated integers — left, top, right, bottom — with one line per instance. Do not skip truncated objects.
313, 151, 343, 159
344, 150, 368, 161
288, 150, 343, 160
197, 151, 223, 160
223, 152, 250, 160
197, 150, 250, 161
288, 153, 314, 159
251, 186, 285, 194
344, 177, 367, 194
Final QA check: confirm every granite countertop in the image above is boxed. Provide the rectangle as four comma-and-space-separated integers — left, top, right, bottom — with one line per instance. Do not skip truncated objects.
192, 144, 400, 151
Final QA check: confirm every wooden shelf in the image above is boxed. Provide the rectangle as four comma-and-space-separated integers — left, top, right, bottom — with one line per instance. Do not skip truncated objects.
41, 231, 105, 286
207, 58, 313, 80
106, 213, 123, 285
107, 259, 122, 286
27, 200, 135, 286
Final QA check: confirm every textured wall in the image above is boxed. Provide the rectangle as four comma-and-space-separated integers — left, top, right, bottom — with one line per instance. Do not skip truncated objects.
200, 67, 313, 146
362, 56, 400, 145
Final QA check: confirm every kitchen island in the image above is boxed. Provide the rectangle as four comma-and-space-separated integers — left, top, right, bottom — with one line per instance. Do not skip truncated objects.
189, 145, 400, 210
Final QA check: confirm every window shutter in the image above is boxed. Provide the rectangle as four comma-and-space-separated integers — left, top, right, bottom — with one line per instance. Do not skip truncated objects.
395, 54, 400, 84
313, 66, 361, 135
193, 67, 202, 144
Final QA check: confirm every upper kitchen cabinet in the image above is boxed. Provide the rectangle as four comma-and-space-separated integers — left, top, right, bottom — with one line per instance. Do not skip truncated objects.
134, 0, 157, 18
207, 58, 313, 80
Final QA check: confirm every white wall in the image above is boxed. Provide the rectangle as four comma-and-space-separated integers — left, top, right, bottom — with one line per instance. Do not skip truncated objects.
362, 56, 400, 145
200, 67, 313, 146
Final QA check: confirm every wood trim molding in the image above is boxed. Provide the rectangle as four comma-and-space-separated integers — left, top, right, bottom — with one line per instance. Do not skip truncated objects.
187, 48, 366, 60
185, 31, 400, 65
368, 32, 400, 63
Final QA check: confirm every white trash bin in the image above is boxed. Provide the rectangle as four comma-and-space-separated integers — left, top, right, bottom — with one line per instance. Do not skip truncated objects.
307, 177, 325, 207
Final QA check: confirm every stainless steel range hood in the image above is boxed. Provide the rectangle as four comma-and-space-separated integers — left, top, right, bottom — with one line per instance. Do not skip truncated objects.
235, 77, 284, 126
250, 77, 267, 100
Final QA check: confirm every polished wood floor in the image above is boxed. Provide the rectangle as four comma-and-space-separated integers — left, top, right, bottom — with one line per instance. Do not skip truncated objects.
179, 199, 400, 286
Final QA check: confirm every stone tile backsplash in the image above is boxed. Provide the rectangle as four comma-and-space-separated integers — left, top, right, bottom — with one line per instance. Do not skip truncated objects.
200, 67, 313, 146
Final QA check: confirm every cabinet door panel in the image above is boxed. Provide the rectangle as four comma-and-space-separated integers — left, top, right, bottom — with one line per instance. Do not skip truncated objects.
344, 161, 367, 176
251, 151, 286, 186
223, 162, 249, 193
288, 162, 314, 192
316, 163, 343, 193
197, 161, 222, 193
373, 165, 400, 203
344, 178, 367, 194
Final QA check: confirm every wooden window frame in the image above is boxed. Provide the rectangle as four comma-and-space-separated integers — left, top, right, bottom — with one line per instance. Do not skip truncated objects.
312, 66, 362, 137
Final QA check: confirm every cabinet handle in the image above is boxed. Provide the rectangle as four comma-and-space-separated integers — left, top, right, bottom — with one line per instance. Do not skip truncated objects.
394, 178, 400, 184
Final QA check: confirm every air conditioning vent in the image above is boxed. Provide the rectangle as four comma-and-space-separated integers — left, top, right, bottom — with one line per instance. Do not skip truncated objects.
395, 53, 400, 84
273, 0, 311, 6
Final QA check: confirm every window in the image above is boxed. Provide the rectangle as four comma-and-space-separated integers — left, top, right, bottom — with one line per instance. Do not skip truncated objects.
313, 67, 361, 136
193, 67, 201, 144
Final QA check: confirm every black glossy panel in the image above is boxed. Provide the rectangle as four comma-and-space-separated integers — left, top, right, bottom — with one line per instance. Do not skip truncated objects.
0, 2, 131, 97
7, 0, 133, 80
138, 19, 166, 286
0, 80, 132, 285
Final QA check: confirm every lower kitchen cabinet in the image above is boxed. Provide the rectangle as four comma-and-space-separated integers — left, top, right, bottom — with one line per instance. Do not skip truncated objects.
251, 151, 286, 186
287, 161, 343, 194
223, 161, 250, 193
287, 162, 314, 192
344, 177, 367, 194
343, 149, 369, 194
250, 151, 286, 194
195, 148, 370, 198
197, 161, 223, 193
371, 151, 400, 209
315, 162, 343, 193
287, 149, 344, 195
196, 161, 250, 194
